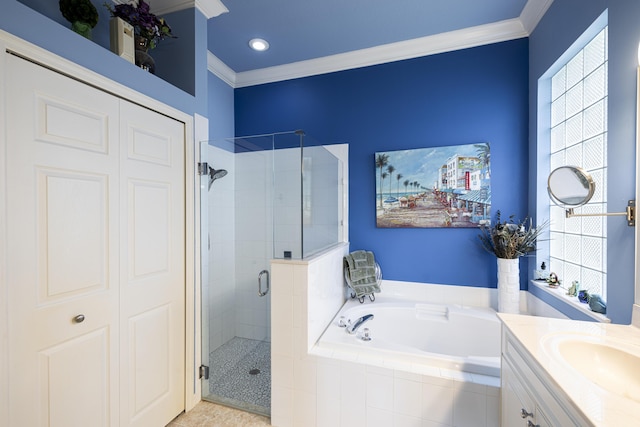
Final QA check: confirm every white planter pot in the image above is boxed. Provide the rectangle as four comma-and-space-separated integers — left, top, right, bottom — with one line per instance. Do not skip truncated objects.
497, 257, 520, 313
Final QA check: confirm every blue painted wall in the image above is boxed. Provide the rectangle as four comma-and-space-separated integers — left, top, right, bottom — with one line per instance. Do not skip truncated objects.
235, 39, 530, 289
528, 0, 640, 324
208, 73, 235, 141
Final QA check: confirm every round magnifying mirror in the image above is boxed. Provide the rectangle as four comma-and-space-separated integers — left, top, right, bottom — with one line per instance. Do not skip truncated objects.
547, 166, 595, 208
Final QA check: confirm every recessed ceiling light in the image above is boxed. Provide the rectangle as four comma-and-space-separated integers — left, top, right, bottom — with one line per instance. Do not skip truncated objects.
249, 38, 269, 52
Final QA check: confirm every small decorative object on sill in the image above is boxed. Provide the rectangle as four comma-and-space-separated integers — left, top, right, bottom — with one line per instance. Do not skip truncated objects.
578, 289, 590, 303
59, 0, 99, 40
134, 35, 155, 74
105, 0, 177, 73
566, 280, 579, 297
546, 272, 560, 288
534, 261, 548, 280
588, 294, 607, 314
478, 211, 549, 314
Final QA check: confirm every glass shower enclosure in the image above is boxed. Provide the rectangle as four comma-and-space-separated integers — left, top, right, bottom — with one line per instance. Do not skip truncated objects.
199, 131, 344, 416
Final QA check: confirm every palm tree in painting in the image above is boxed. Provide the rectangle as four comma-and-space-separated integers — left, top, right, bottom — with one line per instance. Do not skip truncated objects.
396, 173, 403, 197
376, 153, 389, 208
413, 181, 418, 193
381, 172, 388, 202
403, 179, 410, 196
475, 143, 490, 167
386, 165, 395, 199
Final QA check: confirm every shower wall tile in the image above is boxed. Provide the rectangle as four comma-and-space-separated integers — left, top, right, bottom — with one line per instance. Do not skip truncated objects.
293, 390, 317, 427
366, 407, 394, 427
452, 388, 487, 427
206, 145, 237, 351
317, 395, 341, 427
486, 395, 500, 427
292, 264, 307, 296
394, 377, 423, 418
366, 371, 394, 411
271, 385, 294, 427
233, 150, 273, 341
393, 414, 422, 427
316, 357, 341, 397
293, 356, 317, 394
272, 353, 294, 389
422, 382, 454, 424
273, 148, 302, 259
272, 317, 294, 357
306, 248, 346, 350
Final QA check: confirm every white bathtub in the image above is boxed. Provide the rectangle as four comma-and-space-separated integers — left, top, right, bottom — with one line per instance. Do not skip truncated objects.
316, 296, 502, 377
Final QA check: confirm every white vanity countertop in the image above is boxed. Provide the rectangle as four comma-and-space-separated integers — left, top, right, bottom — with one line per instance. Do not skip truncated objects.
498, 313, 640, 427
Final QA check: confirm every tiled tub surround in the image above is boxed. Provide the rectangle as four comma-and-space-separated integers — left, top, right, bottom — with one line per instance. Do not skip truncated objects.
270, 245, 568, 427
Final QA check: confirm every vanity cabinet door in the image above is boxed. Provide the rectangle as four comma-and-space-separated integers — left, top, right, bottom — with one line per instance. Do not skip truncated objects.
502, 357, 536, 426
534, 404, 554, 427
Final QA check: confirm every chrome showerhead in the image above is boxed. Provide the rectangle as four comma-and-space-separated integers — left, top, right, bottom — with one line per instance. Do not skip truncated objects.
208, 166, 228, 190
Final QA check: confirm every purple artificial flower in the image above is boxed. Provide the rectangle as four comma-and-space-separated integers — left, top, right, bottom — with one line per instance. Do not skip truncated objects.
105, 0, 176, 49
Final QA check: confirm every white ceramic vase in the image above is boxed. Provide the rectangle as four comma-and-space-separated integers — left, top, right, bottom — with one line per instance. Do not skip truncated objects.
497, 257, 520, 313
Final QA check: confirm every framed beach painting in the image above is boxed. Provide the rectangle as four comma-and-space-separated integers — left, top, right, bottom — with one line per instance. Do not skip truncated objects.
375, 142, 491, 228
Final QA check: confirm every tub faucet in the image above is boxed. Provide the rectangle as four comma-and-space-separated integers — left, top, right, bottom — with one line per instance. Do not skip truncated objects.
346, 314, 374, 335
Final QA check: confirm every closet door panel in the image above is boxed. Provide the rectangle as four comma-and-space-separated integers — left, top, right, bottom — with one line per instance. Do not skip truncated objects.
119, 100, 185, 427
6, 54, 120, 427
39, 169, 108, 298
40, 328, 110, 427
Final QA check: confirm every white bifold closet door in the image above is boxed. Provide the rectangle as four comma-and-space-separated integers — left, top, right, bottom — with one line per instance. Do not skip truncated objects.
6, 53, 185, 427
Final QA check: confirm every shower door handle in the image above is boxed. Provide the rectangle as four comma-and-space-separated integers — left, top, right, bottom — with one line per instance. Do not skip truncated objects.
258, 270, 270, 296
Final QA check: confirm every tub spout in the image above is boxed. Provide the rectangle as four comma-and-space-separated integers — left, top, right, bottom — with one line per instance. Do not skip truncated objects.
346, 314, 374, 335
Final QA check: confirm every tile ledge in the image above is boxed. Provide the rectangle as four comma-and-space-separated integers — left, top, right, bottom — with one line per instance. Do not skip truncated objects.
529, 279, 610, 323
631, 304, 640, 328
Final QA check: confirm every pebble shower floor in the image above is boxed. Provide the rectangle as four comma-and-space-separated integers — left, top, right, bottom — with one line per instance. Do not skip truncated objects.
206, 337, 271, 416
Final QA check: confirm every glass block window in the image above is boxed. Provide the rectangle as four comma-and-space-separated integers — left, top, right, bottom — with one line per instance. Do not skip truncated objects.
549, 27, 608, 298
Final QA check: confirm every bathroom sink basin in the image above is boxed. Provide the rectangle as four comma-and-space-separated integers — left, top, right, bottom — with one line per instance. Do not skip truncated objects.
554, 338, 640, 402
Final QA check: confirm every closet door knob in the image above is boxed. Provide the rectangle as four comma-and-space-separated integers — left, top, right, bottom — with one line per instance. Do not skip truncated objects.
73, 314, 85, 323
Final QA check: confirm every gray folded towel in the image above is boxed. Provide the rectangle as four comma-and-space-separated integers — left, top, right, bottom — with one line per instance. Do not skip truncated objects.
344, 250, 380, 298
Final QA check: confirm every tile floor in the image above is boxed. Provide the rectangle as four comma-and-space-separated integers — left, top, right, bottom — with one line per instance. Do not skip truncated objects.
167, 401, 271, 427
207, 337, 271, 414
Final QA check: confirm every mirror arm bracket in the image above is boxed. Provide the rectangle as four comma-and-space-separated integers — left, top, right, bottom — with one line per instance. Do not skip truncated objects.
565, 200, 636, 226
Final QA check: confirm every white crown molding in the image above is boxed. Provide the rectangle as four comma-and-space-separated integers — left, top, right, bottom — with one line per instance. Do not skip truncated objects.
520, 0, 554, 34
195, 0, 228, 19
229, 18, 527, 88
148, 0, 228, 18
207, 51, 236, 87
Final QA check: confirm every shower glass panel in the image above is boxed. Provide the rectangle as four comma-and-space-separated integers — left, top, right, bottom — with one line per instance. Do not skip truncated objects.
300, 140, 343, 258
199, 131, 343, 416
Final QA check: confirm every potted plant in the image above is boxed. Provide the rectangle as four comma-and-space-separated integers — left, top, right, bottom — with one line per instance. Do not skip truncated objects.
478, 211, 548, 313
59, 0, 99, 40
